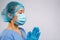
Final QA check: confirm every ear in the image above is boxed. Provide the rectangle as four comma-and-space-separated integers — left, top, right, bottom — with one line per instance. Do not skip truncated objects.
8, 13, 12, 18
11, 15, 17, 22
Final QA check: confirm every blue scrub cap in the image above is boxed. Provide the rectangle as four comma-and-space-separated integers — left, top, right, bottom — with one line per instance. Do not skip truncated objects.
1, 1, 24, 22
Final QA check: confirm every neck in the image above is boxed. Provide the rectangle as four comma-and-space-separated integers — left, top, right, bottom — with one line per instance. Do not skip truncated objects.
7, 21, 19, 30
7, 21, 23, 36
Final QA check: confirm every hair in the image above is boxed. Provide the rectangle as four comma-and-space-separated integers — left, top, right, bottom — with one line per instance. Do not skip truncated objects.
1, 1, 24, 22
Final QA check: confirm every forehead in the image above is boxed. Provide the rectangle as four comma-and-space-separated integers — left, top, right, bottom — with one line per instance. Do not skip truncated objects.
18, 8, 24, 12
19, 8, 24, 11
15, 8, 24, 14
15, 5, 24, 12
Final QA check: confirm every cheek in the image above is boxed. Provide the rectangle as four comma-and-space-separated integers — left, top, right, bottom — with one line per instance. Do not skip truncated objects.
13, 16, 17, 22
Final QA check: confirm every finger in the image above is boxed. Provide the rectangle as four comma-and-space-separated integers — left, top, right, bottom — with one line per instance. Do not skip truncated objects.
32, 27, 40, 35
36, 32, 41, 39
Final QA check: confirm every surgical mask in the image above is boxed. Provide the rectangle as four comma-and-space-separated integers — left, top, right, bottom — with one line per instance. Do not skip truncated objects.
14, 13, 26, 26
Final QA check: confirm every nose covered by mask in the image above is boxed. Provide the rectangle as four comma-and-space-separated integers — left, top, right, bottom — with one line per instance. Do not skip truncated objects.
14, 13, 26, 26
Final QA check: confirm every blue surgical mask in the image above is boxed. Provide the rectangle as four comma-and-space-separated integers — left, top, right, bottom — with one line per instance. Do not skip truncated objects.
14, 13, 26, 26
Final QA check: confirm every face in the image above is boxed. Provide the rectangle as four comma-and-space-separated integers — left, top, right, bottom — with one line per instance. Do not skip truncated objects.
12, 9, 24, 22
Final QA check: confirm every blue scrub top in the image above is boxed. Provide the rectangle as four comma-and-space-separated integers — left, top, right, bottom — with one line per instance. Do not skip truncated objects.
0, 28, 27, 40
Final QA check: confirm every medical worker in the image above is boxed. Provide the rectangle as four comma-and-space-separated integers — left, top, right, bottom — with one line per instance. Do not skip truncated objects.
0, 1, 41, 40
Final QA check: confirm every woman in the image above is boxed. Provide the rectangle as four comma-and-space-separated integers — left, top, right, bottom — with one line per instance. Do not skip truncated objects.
0, 1, 40, 40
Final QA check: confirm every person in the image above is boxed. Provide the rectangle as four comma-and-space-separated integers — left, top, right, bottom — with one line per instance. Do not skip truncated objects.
0, 1, 41, 40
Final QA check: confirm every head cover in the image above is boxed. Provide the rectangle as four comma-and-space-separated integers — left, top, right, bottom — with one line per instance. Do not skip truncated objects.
1, 1, 24, 22
14, 13, 26, 26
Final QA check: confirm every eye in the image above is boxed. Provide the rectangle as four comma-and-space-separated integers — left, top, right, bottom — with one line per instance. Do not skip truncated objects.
20, 10, 23, 11
19, 10, 24, 14
20, 10, 23, 12
17, 9, 24, 14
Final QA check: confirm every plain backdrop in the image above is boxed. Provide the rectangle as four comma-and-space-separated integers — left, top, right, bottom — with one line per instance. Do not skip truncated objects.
0, 0, 60, 40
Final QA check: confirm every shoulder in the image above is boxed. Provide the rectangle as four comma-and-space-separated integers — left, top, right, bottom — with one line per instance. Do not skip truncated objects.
0, 29, 13, 40
1, 29, 12, 36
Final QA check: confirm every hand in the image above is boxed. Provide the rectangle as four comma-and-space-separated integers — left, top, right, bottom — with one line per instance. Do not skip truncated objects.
27, 27, 41, 40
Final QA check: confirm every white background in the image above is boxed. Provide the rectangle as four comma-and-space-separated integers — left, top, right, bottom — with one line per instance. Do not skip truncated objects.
0, 0, 60, 40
